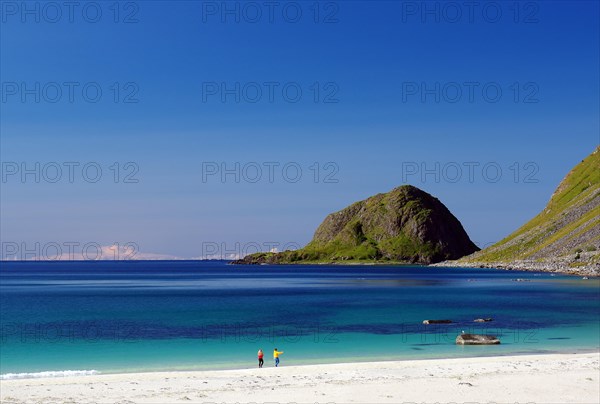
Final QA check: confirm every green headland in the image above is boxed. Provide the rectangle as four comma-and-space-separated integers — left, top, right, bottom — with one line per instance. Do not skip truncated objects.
234, 185, 479, 265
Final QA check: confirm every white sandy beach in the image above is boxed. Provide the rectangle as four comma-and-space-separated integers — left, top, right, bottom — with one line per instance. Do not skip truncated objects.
1, 353, 598, 404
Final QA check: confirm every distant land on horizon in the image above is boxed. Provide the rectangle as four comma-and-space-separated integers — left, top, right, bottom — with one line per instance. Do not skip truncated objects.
3, 150, 596, 274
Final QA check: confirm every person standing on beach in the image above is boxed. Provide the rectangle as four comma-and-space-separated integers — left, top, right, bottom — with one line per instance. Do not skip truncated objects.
273, 348, 284, 367
257, 349, 264, 368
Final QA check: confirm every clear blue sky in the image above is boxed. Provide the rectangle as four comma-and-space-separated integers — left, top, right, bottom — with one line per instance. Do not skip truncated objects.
1, 1, 599, 259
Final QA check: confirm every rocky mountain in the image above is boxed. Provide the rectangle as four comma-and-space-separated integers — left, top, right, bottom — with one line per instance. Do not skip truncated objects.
234, 185, 479, 265
447, 147, 599, 276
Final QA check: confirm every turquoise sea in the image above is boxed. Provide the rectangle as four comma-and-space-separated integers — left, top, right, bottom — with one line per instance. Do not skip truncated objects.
1, 261, 598, 379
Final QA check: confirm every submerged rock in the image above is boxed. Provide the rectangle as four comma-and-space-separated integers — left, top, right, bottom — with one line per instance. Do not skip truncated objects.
422, 319, 453, 325
456, 334, 500, 345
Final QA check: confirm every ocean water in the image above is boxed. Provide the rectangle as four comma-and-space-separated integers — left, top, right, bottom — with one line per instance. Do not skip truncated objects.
1, 261, 598, 379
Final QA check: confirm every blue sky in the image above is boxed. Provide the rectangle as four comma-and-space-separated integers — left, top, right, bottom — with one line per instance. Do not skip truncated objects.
1, 1, 599, 259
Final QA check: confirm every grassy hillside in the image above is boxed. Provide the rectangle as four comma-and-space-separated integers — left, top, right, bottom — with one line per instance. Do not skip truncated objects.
459, 147, 599, 272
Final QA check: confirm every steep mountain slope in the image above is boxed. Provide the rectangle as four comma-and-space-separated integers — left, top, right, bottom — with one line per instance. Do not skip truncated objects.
455, 147, 599, 275
234, 185, 479, 265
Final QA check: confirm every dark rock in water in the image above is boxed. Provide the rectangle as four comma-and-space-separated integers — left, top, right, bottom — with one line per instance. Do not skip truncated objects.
456, 334, 500, 345
473, 318, 493, 323
422, 319, 453, 325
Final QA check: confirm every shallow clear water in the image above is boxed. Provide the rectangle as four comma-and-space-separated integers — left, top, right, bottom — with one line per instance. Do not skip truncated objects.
1, 261, 598, 378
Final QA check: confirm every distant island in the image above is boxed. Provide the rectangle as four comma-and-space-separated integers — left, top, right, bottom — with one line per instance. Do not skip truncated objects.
439, 146, 599, 276
233, 185, 479, 265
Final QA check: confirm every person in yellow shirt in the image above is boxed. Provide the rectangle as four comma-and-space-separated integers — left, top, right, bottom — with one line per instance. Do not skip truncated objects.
273, 348, 284, 367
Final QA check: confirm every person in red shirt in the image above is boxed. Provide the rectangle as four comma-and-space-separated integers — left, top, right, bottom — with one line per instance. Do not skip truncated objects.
257, 349, 264, 368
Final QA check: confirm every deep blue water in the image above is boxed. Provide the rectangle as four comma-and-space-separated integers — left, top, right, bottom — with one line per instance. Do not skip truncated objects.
1, 260, 598, 378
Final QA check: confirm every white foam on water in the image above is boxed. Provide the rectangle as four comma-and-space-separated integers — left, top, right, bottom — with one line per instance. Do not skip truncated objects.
0, 370, 99, 380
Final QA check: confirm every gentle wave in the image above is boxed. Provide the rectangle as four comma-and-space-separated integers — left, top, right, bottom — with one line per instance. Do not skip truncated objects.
0, 370, 99, 380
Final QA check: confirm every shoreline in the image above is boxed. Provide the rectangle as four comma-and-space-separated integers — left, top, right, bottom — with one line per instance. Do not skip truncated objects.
231, 259, 600, 277
2, 352, 598, 403
5, 346, 600, 380
4, 259, 598, 277
431, 260, 599, 277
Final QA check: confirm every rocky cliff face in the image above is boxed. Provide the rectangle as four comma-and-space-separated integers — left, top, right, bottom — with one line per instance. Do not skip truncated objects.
234, 185, 479, 265
449, 147, 599, 276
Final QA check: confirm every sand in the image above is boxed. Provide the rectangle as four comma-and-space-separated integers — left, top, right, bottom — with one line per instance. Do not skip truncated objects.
1, 353, 598, 404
